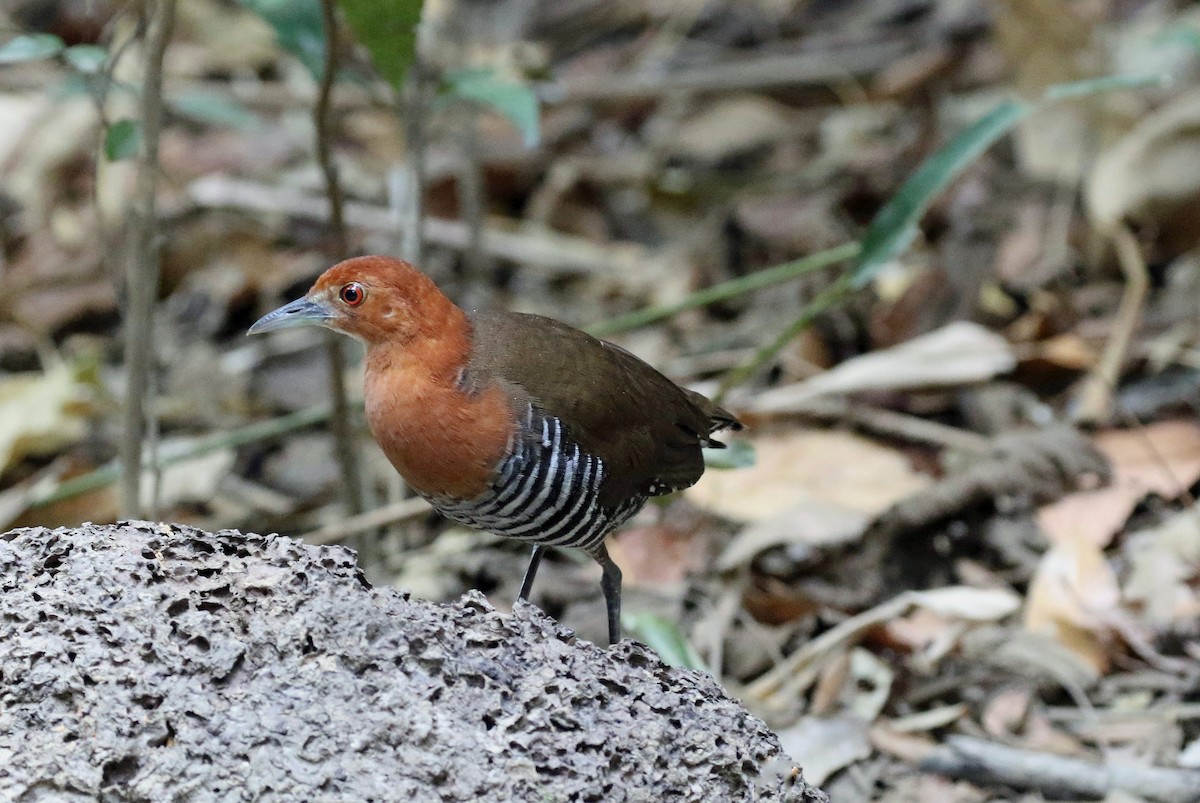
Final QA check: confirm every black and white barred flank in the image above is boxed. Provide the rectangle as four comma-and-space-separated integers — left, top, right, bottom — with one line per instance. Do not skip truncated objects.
426, 405, 644, 554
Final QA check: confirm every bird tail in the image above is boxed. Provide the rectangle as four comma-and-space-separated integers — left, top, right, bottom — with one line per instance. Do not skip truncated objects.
682, 390, 743, 448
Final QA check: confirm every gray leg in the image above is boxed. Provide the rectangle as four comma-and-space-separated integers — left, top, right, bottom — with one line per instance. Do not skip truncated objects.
595, 543, 623, 646
517, 545, 545, 602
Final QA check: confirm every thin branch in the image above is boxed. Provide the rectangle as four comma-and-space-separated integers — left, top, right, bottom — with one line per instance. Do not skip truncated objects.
1073, 221, 1148, 423
303, 497, 431, 546
399, 57, 426, 268
31, 405, 333, 509
538, 36, 913, 102
316, 3, 348, 261
187, 175, 664, 277
315, 0, 367, 530
458, 104, 487, 279
119, 0, 175, 518
922, 735, 1200, 803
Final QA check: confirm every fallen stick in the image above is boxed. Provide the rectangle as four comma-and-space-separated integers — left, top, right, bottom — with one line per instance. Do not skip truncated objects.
540, 37, 914, 102
188, 175, 664, 277
922, 735, 1200, 803
303, 497, 431, 545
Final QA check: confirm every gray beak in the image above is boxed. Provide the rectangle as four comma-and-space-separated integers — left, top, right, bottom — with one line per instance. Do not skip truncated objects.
248, 297, 333, 335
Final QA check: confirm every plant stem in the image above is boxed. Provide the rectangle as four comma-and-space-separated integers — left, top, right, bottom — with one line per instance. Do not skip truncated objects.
119, 0, 174, 519
587, 242, 858, 338
33, 406, 333, 509
715, 273, 855, 403
316, 0, 367, 525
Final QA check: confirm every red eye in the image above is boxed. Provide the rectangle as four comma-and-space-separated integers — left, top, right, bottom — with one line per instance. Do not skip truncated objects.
339, 282, 365, 306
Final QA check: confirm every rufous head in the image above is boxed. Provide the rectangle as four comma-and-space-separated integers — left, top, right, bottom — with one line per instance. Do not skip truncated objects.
248, 256, 455, 347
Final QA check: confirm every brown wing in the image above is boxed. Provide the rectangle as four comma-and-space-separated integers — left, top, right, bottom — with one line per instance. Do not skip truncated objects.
465, 311, 740, 507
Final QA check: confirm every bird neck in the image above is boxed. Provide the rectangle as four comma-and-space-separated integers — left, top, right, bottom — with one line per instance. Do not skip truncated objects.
363, 308, 515, 500
368, 300, 471, 384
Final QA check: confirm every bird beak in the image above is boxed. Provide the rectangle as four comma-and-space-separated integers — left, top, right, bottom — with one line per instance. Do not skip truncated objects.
248, 296, 334, 335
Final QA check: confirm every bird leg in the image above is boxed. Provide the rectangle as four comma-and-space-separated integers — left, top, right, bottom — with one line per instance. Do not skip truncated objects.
516, 545, 545, 602
595, 543, 623, 645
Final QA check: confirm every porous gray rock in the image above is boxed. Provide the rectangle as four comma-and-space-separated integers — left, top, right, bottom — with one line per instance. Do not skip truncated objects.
0, 522, 825, 803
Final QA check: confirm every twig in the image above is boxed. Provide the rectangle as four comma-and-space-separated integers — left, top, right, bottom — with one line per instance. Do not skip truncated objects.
922, 735, 1200, 803
187, 175, 668, 277
745, 592, 916, 705
119, 0, 175, 518
314, 0, 368, 533
1074, 222, 1148, 423
458, 104, 487, 279
538, 36, 913, 102
303, 497, 431, 546
764, 397, 990, 453
30, 405, 332, 509
1046, 702, 1200, 723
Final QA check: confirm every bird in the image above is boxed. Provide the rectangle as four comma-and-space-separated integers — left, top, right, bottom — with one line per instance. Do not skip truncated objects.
249, 255, 741, 645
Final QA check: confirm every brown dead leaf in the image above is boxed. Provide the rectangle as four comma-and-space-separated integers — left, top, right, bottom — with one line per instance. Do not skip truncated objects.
1038, 420, 1200, 547
882, 608, 962, 655
611, 521, 706, 587
1024, 538, 1121, 673
1023, 333, 1097, 372
0, 361, 94, 475
714, 501, 868, 572
810, 651, 850, 716
869, 723, 938, 765
1123, 509, 1200, 626
741, 576, 820, 625
733, 192, 846, 251
2, 98, 97, 227
14, 280, 117, 337
687, 428, 928, 524
774, 715, 872, 786
981, 686, 1033, 739
749, 322, 1016, 414
1097, 421, 1200, 498
10, 477, 117, 530
1020, 709, 1089, 756
664, 95, 795, 165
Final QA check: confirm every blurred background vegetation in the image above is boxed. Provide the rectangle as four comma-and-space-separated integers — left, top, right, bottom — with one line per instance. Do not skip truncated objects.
2, 0, 1200, 798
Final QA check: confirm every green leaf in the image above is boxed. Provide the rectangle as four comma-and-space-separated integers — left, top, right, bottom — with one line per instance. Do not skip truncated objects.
1153, 25, 1200, 54
443, 68, 540, 148
339, 0, 423, 90
1041, 72, 1170, 101
0, 34, 65, 64
703, 439, 755, 470
852, 100, 1029, 287
104, 119, 142, 161
240, 0, 326, 79
852, 72, 1169, 288
171, 90, 261, 130
622, 613, 706, 671
63, 44, 107, 74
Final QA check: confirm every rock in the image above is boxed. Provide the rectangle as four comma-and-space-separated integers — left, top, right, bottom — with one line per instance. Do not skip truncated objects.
0, 522, 826, 803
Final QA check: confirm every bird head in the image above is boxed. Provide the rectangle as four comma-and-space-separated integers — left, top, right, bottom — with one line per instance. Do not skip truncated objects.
248, 256, 454, 346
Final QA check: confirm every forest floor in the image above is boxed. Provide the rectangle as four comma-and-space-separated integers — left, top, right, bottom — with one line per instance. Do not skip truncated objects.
1, 1, 1199, 800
